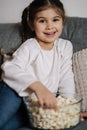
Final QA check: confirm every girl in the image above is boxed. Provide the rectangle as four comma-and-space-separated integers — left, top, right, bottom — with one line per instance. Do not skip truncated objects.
0, 0, 75, 129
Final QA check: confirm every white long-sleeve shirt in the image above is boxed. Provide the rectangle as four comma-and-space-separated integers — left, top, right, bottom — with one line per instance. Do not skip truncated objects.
1, 38, 75, 97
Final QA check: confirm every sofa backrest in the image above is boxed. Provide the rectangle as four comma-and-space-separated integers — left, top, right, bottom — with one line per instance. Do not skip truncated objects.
61, 17, 87, 53
0, 23, 22, 72
0, 23, 22, 53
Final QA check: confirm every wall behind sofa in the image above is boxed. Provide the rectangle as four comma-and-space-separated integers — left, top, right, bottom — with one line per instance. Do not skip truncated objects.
0, 0, 87, 23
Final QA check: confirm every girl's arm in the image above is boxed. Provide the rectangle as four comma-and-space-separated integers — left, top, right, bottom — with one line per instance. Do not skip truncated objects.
59, 40, 75, 96
1, 40, 57, 108
1, 41, 38, 96
25, 81, 57, 108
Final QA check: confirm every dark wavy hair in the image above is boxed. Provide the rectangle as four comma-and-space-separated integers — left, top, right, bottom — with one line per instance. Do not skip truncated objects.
21, 0, 66, 42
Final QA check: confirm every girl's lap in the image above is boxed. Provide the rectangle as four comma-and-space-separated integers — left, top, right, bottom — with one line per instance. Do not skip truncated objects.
0, 81, 29, 129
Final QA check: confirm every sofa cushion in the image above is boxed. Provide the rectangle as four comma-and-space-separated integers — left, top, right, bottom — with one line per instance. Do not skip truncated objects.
0, 23, 22, 65
0, 23, 23, 78
61, 17, 87, 53
72, 48, 87, 112
0, 23, 22, 53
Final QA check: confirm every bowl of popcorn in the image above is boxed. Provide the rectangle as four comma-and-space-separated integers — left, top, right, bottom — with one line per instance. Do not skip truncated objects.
25, 93, 82, 130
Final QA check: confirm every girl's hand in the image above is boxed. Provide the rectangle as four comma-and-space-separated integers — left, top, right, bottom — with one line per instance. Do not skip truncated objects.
29, 81, 57, 108
80, 112, 87, 121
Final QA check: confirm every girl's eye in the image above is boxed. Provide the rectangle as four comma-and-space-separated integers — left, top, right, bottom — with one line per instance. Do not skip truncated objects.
39, 19, 46, 23
53, 18, 59, 22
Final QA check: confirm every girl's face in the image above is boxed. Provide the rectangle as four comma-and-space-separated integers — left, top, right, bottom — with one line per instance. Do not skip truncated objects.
31, 8, 64, 49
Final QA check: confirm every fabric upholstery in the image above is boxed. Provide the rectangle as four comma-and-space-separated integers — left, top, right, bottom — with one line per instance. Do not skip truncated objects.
72, 48, 87, 112
61, 17, 87, 53
0, 23, 22, 53
0, 23, 22, 75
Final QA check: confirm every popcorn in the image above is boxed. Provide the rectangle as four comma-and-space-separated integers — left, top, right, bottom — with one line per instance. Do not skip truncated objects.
27, 96, 81, 129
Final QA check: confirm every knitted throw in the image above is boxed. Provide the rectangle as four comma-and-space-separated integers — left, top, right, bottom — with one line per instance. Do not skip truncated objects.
73, 48, 87, 112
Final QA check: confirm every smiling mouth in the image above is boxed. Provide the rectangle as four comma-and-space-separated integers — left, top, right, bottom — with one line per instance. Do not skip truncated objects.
44, 31, 56, 36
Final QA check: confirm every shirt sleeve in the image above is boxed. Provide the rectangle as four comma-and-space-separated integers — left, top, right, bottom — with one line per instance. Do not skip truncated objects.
58, 40, 75, 96
1, 42, 39, 96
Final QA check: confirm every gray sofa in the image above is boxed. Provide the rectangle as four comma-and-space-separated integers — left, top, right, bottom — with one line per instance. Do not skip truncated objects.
0, 17, 87, 130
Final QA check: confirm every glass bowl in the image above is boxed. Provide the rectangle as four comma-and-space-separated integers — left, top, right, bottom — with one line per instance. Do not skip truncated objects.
24, 93, 82, 130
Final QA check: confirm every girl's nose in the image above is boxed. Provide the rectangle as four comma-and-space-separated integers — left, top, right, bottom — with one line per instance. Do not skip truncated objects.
46, 22, 53, 29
